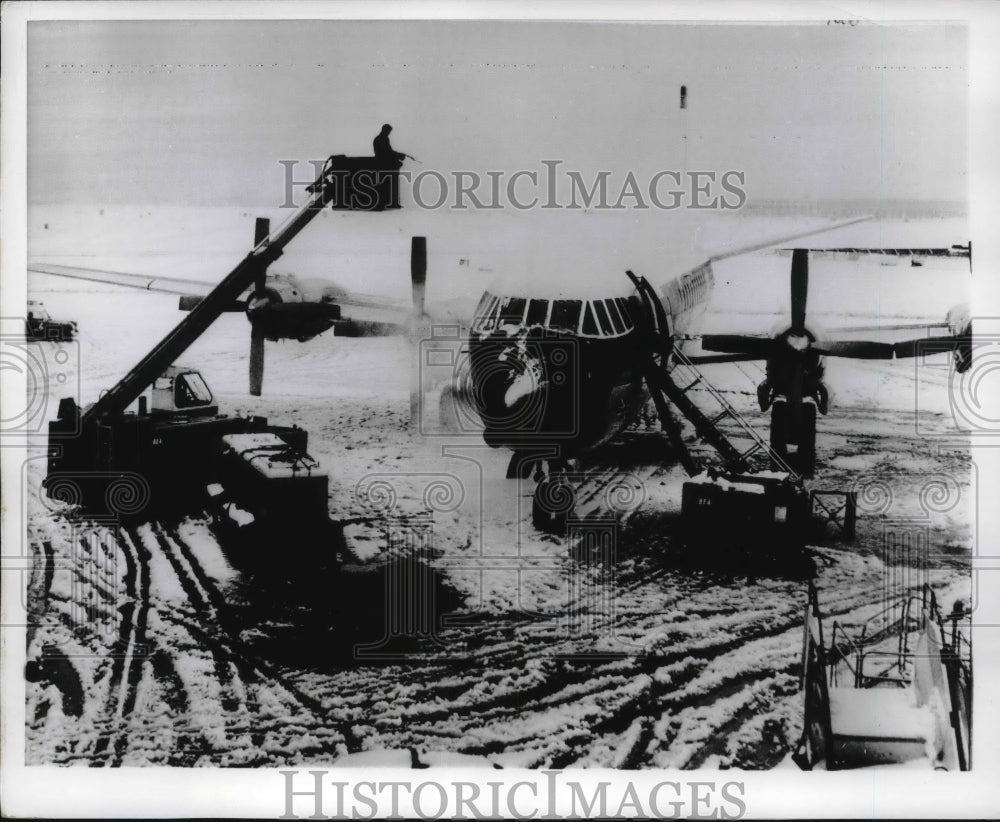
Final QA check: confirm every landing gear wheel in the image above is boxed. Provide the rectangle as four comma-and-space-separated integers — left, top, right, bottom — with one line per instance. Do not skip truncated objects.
796, 402, 817, 477
532, 474, 576, 534
769, 401, 789, 470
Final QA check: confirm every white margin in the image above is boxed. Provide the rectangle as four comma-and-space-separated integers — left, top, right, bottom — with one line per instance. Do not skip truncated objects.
2, 1, 999, 818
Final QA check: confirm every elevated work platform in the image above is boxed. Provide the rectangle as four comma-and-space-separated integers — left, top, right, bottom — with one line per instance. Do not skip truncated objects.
45, 154, 395, 520
307, 155, 404, 210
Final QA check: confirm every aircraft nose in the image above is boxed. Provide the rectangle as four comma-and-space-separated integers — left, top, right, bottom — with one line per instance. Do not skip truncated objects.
473, 346, 547, 434
502, 353, 543, 408
468, 331, 578, 450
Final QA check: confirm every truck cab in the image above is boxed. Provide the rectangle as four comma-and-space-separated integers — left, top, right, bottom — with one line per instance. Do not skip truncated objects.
150, 366, 218, 416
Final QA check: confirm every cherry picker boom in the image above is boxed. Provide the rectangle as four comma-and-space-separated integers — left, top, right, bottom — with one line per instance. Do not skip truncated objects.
80, 178, 342, 426
44, 157, 391, 522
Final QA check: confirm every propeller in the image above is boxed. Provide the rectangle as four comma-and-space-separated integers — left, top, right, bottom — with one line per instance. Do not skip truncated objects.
700, 248, 969, 472
699, 249, 819, 430
702, 248, 920, 364
701, 249, 815, 362
790, 248, 808, 335
244, 230, 428, 399
693, 241, 975, 476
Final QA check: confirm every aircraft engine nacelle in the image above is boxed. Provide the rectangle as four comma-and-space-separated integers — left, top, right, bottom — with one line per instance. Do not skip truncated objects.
246, 284, 286, 314
756, 321, 829, 415
241, 275, 338, 341
256, 273, 308, 304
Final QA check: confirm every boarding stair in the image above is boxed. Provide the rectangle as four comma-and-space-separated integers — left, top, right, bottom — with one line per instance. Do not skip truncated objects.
796, 581, 972, 770
626, 270, 798, 480
666, 346, 799, 477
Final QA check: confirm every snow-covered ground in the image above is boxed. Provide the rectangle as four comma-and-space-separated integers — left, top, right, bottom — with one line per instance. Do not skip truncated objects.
22, 207, 972, 767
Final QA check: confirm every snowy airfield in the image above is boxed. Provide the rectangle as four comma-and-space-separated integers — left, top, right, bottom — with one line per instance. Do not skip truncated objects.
24, 207, 973, 767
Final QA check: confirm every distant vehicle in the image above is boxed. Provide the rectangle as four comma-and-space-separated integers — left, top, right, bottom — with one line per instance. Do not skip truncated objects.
25, 299, 76, 342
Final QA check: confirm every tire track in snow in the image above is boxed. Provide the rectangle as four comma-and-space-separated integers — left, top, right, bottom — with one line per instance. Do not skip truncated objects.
91, 526, 150, 766
147, 647, 211, 766
150, 526, 247, 718
318, 578, 806, 766
151, 524, 356, 758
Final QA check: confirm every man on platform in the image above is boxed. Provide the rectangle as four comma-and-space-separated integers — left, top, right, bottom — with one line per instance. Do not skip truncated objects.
373, 124, 407, 165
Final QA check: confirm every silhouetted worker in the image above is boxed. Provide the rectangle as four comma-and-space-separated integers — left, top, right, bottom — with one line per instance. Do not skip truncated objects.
370, 123, 408, 210
373, 124, 406, 166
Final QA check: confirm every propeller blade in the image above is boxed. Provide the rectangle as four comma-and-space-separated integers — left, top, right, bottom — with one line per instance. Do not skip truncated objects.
684, 352, 772, 365
892, 334, 961, 359
253, 218, 270, 294
249, 327, 265, 396
254, 302, 341, 319
822, 322, 949, 333
178, 295, 246, 312
411, 236, 427, 318
701, 334, 776, 357
813, 340, 895, 359
790, 248, 808, 334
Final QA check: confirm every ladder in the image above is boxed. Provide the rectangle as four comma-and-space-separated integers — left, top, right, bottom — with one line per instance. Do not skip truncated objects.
626, 270, 799, 480
667, 347, 801, 479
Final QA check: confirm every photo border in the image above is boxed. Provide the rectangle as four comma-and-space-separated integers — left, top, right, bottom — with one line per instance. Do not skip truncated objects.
3, 1, 999, 818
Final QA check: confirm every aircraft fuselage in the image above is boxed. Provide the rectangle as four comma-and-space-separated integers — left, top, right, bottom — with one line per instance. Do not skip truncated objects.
466, 262, 715, 461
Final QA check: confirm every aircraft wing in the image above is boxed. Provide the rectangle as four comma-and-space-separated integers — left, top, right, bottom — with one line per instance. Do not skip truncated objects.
775, 246, 970, 259
28, 263, 218, 297
707, 215, 874, 262
27, 262, 411, 314
821, 321, 950, 334
324, 290, 410, 313
682, 352, 771, 365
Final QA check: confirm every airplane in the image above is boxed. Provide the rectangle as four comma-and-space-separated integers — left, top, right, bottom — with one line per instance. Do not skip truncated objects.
450, 219, 973, 503
30, 217, 973, 519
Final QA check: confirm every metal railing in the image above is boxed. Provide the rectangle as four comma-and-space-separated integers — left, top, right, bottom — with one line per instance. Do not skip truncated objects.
669, 347, 801, 478
826, 584, 947, 689
801, 581, 973, 770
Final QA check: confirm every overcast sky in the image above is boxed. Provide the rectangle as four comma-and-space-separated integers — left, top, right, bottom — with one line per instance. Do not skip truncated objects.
28, 20, 967, 206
